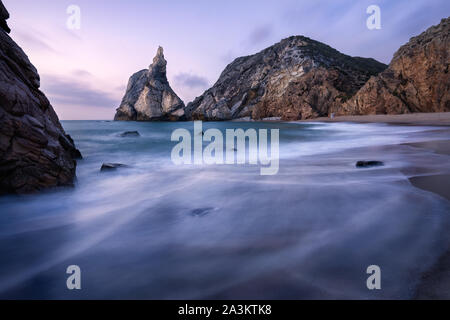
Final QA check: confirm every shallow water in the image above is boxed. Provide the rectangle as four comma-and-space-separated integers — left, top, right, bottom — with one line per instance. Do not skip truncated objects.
0, 121, 449, 299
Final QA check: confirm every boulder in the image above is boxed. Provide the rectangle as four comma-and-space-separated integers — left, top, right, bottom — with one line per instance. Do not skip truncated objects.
356, 161, 384, 168
120, 131, 140, 137
100, 163, 128, 171
190, 207, 216, 217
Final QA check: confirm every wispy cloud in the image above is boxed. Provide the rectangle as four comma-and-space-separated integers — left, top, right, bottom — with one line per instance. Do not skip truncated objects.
41, 74, 118, 108
72, 69, 93, 78
174, 72, 209, 89
13, 29, 58, 53
247, 24, 273, 45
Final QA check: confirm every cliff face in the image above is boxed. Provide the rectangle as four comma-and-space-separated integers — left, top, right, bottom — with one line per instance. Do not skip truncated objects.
114, 47, 185, 121
186, 36, 387, 121
0, 1, 81, 195
342, 17, 450, 115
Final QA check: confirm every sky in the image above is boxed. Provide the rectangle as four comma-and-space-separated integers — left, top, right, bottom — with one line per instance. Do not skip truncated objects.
3, 0, 449, 120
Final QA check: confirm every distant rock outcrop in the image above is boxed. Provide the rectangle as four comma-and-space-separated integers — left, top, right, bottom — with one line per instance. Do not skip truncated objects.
114, 47, 185, 121
185, 36, 387, 121
342, 17, 449, 115
0, 0, 81, 195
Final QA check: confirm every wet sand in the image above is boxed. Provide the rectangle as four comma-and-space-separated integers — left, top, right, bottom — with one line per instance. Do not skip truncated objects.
403, 139, 450, 299
405, 140, 450, 201
409, 174, 450, 201
414, 251, 450, 299
301, 112, 450, 126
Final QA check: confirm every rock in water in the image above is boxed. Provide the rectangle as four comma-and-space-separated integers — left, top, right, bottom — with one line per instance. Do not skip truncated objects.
185, 36, 387, 121
100, 163, 128, 171
190, 207, 216, 217
342, 17, 450, 115
356, 161, 384, 168
0, 1, 81, 195
114, 47, 185, 121
120, 131, 140, 137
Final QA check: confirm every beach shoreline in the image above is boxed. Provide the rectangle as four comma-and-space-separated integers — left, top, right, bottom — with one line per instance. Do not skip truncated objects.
403, 140, 450, 201
400, 139, 450, 299
297, 112, 450, 126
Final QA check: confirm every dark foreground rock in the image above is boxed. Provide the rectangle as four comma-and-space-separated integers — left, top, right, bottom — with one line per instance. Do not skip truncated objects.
0, 0, 9, 33
355, 161, 384, 168
186, 36, 386, 121
100, 163, 128, 171
120, 131, 140, 137
0, 1, 81, 195
342, 17, 450, 115
114, 47, 185, 121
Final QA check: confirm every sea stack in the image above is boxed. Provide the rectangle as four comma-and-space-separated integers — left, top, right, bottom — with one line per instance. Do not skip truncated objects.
0, 0, 81, 195
342, 17, 450, 115
185, 36, 387, 121
114, 47, 185, 121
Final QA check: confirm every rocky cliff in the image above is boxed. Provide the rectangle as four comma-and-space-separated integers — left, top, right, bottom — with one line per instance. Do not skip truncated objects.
186, 36, 387, 121
342, 17, 449, 115
0, 1, 81, 195
114, 47, 185, 121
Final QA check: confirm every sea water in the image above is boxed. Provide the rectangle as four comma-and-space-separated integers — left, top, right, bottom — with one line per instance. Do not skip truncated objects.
0, 121, 449, 299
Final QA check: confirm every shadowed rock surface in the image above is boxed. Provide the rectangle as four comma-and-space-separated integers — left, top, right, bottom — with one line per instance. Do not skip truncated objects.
0, 0, 81, 195
114, 47, 185, 121
0, 0, 10, 33
185, 36, 387, 121
342, 17, 450, 115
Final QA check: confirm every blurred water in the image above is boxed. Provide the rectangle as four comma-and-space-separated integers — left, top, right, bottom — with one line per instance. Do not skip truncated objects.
0, 120, 449, 299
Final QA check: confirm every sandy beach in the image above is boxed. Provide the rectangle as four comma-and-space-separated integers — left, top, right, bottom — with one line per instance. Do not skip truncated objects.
301, 112, 450, 126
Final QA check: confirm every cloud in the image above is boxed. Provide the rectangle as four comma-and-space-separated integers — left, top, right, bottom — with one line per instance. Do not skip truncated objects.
173, 72, 209, 89
14, 30, 58, 53
72, 69, 93, 78
41, 74, 119, 108
247, 24, 273, 45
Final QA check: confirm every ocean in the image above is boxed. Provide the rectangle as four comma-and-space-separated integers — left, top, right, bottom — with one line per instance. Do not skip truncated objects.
0, 120, 449, 299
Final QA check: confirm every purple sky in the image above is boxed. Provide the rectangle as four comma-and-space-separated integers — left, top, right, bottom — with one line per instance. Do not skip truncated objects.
4, 0, 449, 119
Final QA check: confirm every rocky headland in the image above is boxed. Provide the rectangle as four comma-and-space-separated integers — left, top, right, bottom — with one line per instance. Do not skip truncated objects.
114, 47, 185, 121
185, 36, 387, 121
114, 17, 449, 122
342, 17, 449, 115
0, 1, 81, 195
